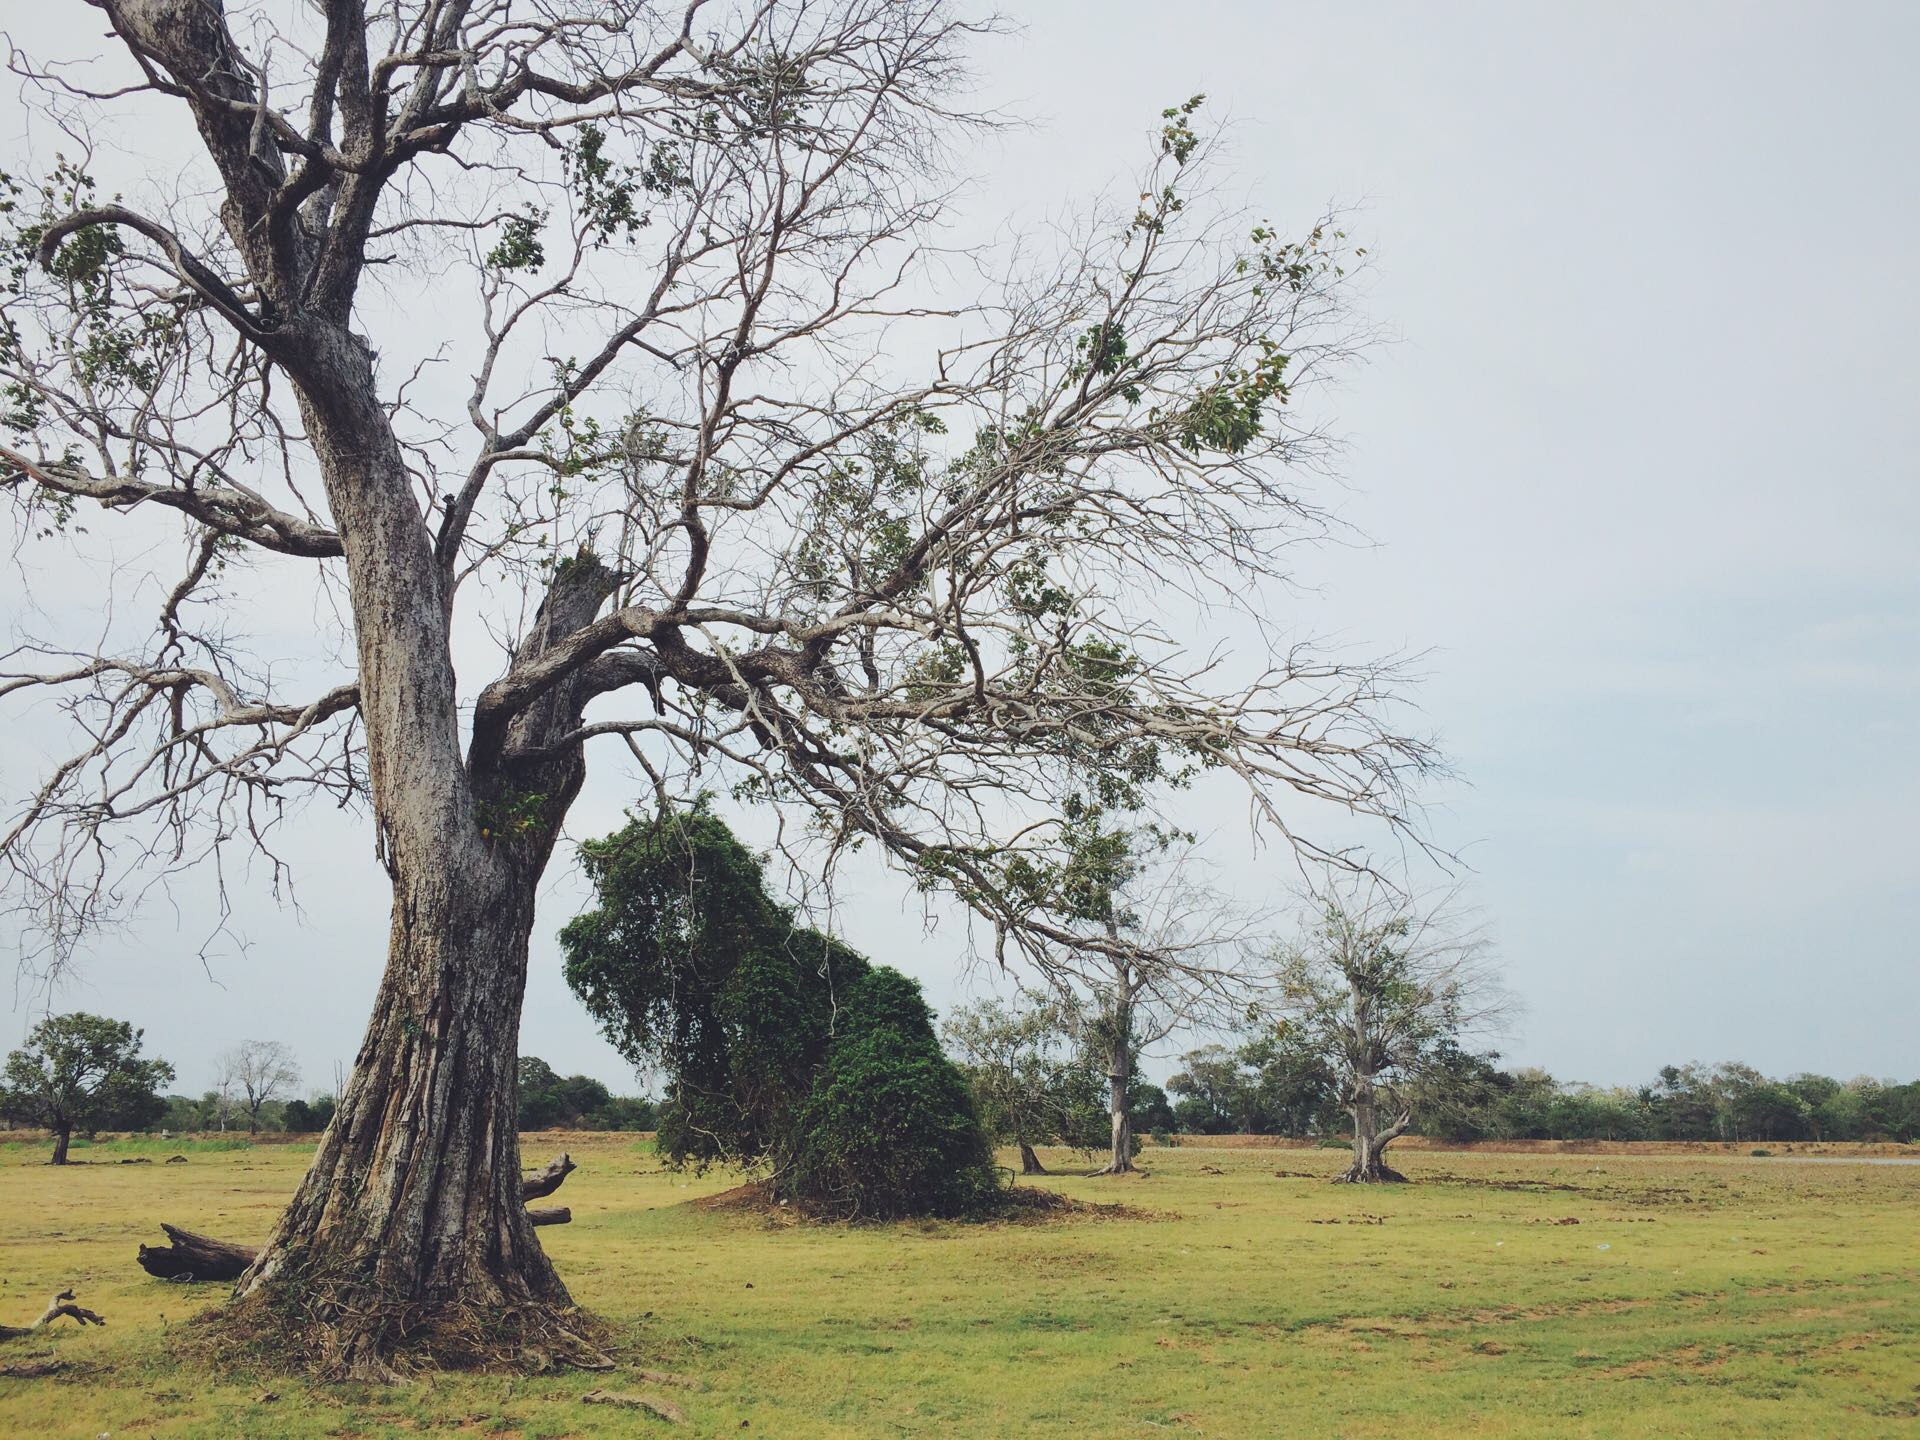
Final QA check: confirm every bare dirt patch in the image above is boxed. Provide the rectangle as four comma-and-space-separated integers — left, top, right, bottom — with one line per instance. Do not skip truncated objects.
685, 1180, 1154, 1225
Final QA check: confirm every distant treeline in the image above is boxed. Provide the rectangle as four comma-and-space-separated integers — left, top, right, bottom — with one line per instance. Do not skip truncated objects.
104, 1043, 1920, 1147
145, 1056, 660, 1135
1164, 1039, 1920, 1144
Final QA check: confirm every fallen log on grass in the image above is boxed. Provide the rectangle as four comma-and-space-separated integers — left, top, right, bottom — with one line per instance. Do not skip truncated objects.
0, 1289, 106, 1341
136, 1224, 261, 1282
528, 1206, 571, 1226
522, 1153, 576, 1200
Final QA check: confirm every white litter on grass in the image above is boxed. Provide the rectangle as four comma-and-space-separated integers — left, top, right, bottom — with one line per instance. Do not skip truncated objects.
1596, 1243, 1612, 1251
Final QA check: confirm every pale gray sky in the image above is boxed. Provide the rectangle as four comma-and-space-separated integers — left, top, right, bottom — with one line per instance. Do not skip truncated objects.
4, 2, 1916, 1095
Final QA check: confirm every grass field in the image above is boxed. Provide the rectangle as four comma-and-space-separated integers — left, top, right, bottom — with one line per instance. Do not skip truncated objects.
0, 1136, 1914, 1438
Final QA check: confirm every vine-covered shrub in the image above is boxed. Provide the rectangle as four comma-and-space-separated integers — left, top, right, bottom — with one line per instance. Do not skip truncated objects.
790, 968, 999, 1219
561, 803, 997, 1217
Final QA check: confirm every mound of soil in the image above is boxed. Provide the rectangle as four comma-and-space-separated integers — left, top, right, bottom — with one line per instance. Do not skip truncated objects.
685, 1180, 1152, 1225
987, 1186, 1155, 1224
690, 1181, 798, 1220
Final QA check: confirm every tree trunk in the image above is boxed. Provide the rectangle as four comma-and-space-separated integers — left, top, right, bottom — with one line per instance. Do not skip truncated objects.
212, 351, 615, 1375
230, 863, 582, 1375
1105, 1059, 1136, 1174
1018, 1142, 1047, 1176
137, 1154, 580, 1285
49, 1125, 70, 1166
1337, 1099, 1409, 1184
1093, 969, 1136, 1176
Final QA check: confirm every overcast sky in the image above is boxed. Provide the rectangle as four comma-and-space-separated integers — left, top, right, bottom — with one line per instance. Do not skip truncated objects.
3, 2, 1915, 1096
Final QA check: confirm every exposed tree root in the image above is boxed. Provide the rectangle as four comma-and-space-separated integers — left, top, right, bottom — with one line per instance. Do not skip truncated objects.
193, 1257, 613, 1382
0, 1289, 106, 1341
0, 1357, 69, 1377
583, 1388, 686, 1422
1334, 1163, 1410, 1184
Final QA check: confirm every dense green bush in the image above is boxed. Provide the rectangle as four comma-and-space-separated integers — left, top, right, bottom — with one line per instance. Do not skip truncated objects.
790, 968, 998, 1218
564, 803, 999, 1216
562, 804, 871, 1169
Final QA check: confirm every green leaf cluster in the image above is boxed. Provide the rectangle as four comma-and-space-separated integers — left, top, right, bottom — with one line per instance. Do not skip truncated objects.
564, 124, 689, 247
789, 968, 999, 1218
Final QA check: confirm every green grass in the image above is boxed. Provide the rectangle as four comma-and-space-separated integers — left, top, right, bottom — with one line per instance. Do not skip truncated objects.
2, 1133, 258, 1159
0, 1137, 1914, 1436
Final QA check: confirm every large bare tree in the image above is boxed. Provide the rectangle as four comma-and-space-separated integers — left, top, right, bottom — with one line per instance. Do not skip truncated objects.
0, 1, 1432, 1371
1032, 823, 1264, 1175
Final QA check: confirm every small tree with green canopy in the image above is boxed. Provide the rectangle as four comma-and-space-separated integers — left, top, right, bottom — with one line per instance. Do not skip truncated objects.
1011, 811, 1261, 1174
1277, 881, 1504, 1183
944, 995, 1095, 1173
562, 804, 995, 1214
0, 1012, 174, 1163
1166, 1044, 1257, 1134
793, 968, 998, 1217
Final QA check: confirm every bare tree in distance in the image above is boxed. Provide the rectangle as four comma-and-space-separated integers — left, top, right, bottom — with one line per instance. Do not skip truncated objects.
943, 992, 1089, 1175
0, 1, 1435, 1372
1276, 878, 1506, 1183
218, 1040, 302, 1135
1031, 822, 1269, 1176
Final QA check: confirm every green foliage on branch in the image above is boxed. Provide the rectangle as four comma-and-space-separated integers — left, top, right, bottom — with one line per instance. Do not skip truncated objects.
486, 210, 547, 272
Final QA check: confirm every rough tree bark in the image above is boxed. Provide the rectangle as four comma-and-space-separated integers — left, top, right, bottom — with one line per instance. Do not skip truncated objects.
1338, 1094, 1410, 1184
1090, 963, 1137, 1176
1018, 1142, 1047, 1176
227, 498, 612, 1369
251, 375, 579, 1366
49, 1125, 71, 1167
137, 1158, 578, 1284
